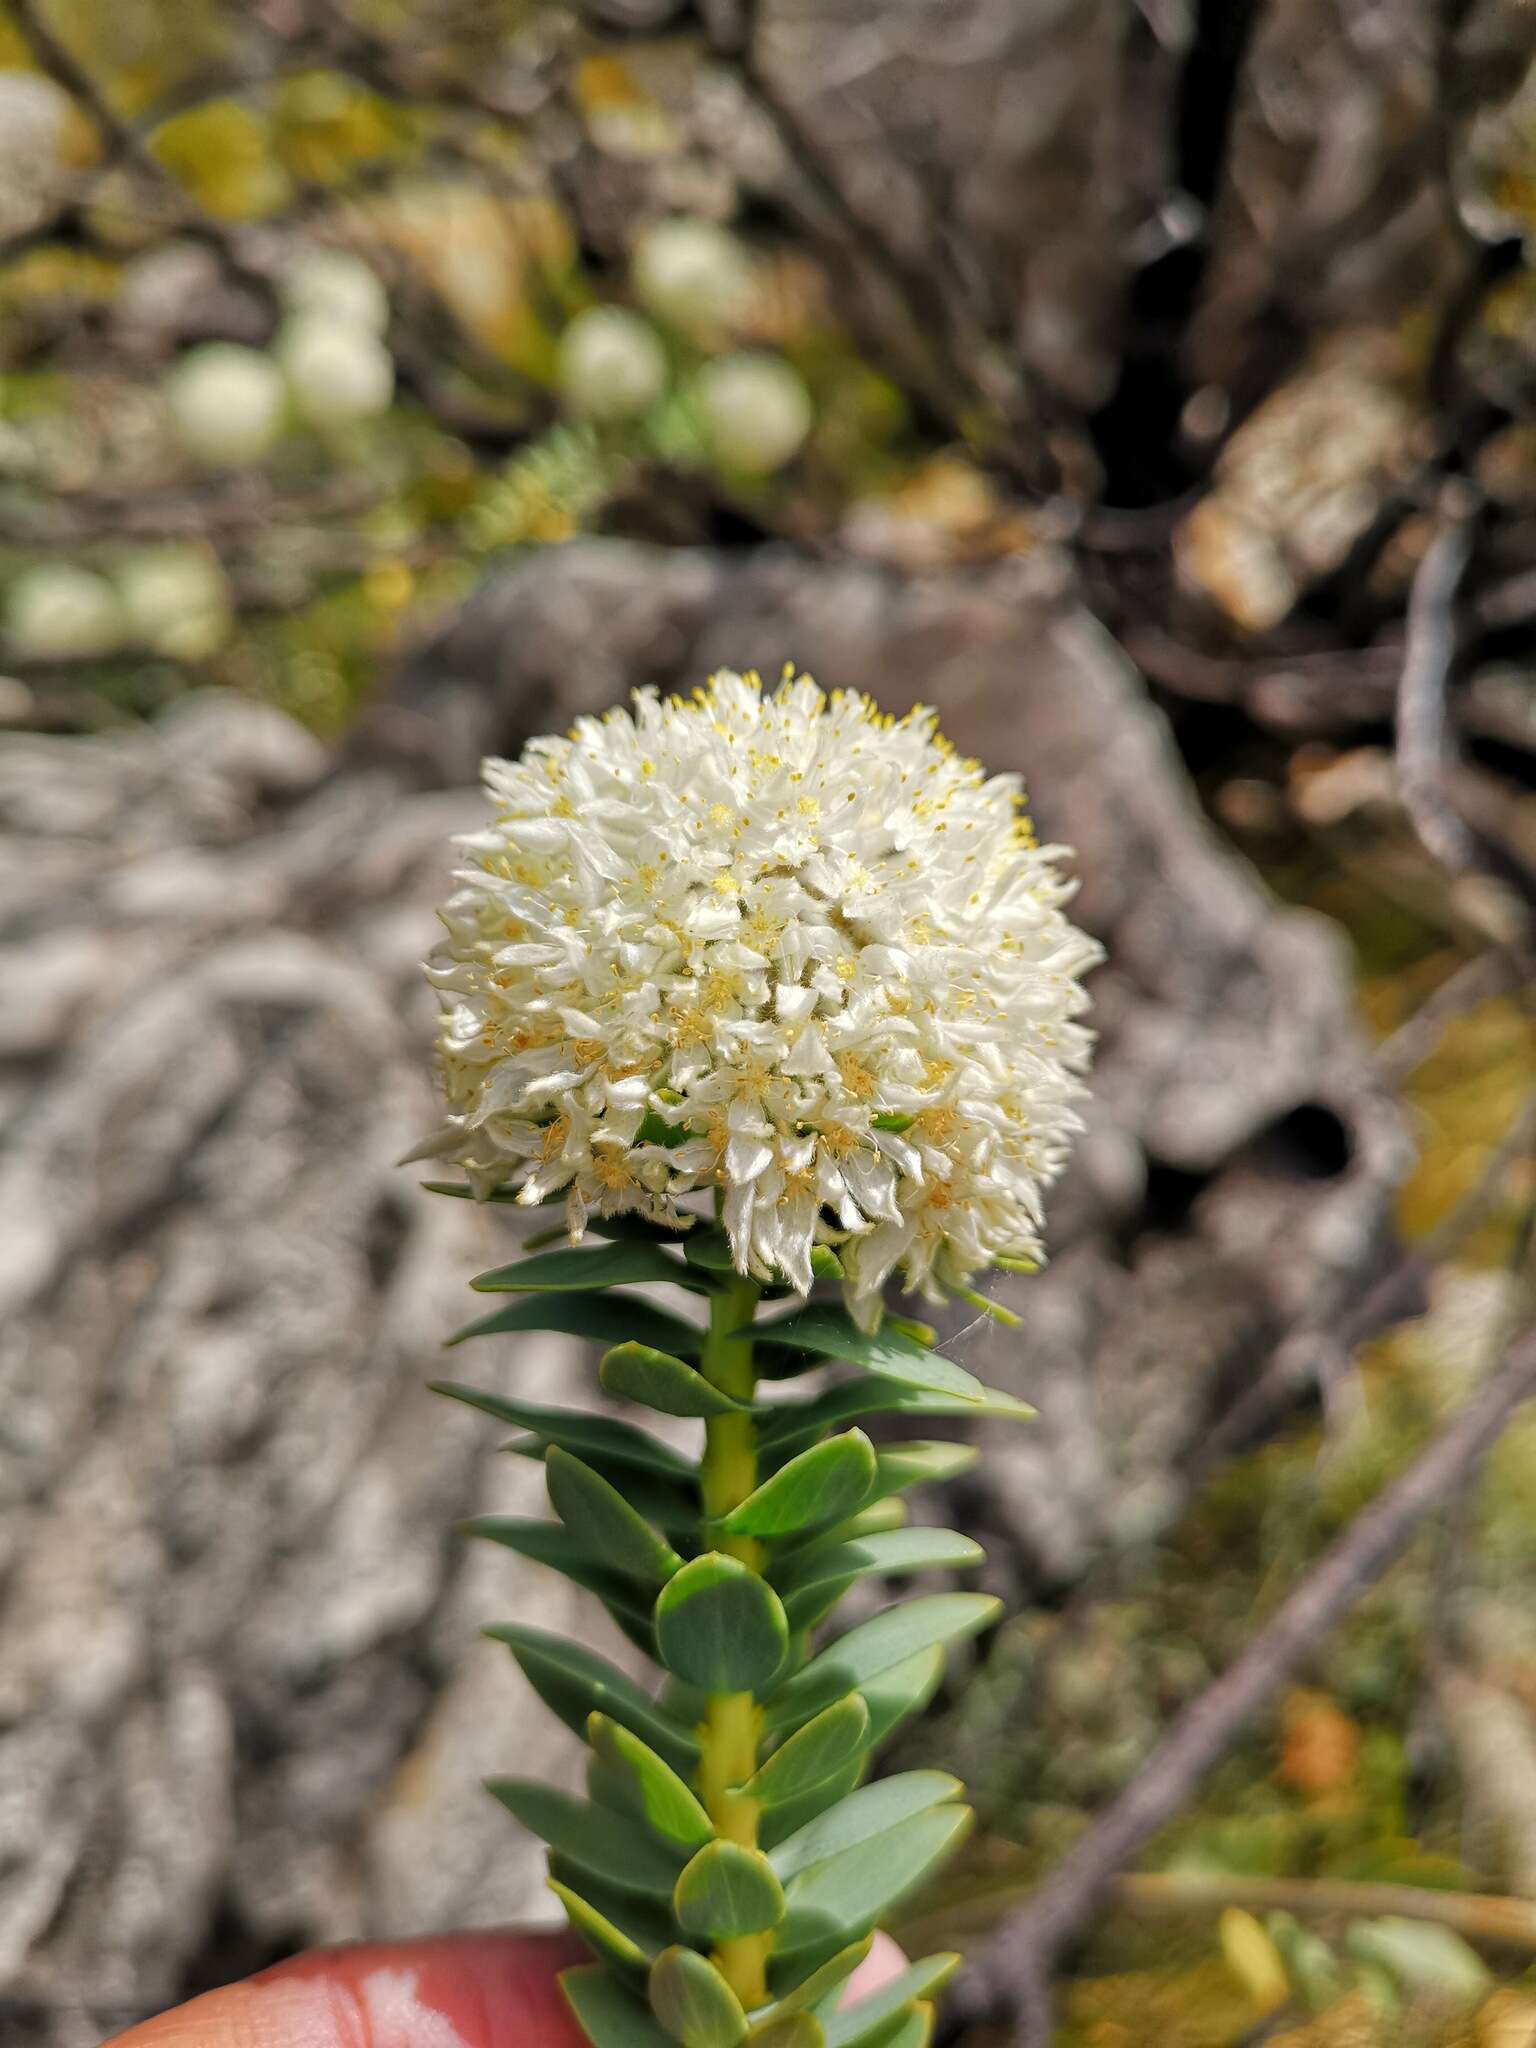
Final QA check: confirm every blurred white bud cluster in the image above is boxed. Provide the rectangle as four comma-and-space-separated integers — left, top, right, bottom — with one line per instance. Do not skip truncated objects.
554, 217, 814, 477
163, 248, 394, 468
4, 547, 231, 664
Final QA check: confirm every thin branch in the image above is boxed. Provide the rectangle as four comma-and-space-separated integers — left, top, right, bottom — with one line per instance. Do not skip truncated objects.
940, 1324, 1536, 2048
1111, 1872, 1536, 1951
1396, 482, 1482, 879
1189, 1089, 1536, 1477
910, 1869, 1536, 1955
1373, 950, 1523, 1090
1395, 482, 1536, 925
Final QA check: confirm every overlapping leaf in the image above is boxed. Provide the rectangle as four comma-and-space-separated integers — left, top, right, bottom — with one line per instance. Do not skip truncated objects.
450, 1292, 705, 1355
474, 1242, 719, 1296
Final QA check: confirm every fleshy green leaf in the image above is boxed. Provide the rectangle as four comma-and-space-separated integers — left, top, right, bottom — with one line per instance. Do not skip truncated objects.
562, 1964, 676, 2048
759, 1380, 1026, 1457
864, 1443, 981, 1503
743, 1695, 870, 1807
514, 1452, 700, 1538
461, 1518, 655, 1642
546, 1447, 683, 1586
488, 1780, 686, 1896
777, 1805, 973, 1951
858, 2014, 926, 2048
753, 1310, 984, 1401
550, 1878, 655, 1975
434, 1383, 695, 1480
766, 1595, 1001, 1729
587, 1714, 714, 1851
448, 1292, 704, 1356
821, 1959, 959, 2048
551, 1858, 679, 1957
750, 2016, 825, 2048
781, 1502, 908, 1568
809, 1246, 845, 1282
758, 1937, 874, 2019
860, 1647, 947, 1748
777, 1529, 984, 1631
603, 1342, 748, 1418
588, 1214, 696, 1244
488, 1623, 698, 1771
775, 1526, 983, 1597
655, 1553, 790, 1694
722, 1433, 877, 1539
758, 1756, 868, 1854
649, 1947, 749, 2048
636, 1110, 695, 1147
769, 1772, 964, 1883
682, 1229, 738, 1274
674, 1841, 786, 1940
473, 1242, 717, 1296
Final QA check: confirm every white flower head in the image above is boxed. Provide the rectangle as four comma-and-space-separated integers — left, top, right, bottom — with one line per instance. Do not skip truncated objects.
276, 313, 395, 427
632, 217, 751, 334
5, 563, 125, 661
558, 307, 668, 424
419, 669, 1101, 1326
165, 343, 286, 468
694, 355, 812, 475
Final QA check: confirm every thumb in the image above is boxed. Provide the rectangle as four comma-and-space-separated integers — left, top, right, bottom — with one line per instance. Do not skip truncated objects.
107, 1930, 587, 2048
107, 1927, 909, 2048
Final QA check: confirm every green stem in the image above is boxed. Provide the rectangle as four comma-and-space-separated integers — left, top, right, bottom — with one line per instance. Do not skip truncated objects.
697, 1271, 770, 2008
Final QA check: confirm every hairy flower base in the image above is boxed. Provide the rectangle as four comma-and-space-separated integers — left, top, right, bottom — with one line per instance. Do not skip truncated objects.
415, 669, 1099, 1326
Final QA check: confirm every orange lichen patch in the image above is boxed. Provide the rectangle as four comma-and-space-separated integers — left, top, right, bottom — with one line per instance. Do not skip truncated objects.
1277, 1690, 1361, 1804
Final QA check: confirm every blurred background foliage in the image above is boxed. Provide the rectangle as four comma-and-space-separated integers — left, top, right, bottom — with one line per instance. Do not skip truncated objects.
1, 2, 1535, 2045
0, 0, 944, 737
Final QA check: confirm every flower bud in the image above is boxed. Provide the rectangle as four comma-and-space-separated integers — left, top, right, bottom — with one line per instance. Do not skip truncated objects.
5, 564, 125, 661
276, 314, 395, 427
282, 248, 389, 335
165, 343, 286, 468
694, 354, 812, 474
632, 218, 750, 333
557, 307, 667, 424
116, 546, 231, 661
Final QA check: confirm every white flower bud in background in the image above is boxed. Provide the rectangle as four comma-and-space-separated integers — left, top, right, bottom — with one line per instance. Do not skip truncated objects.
165, 343, 287, 468
557, 306, 668, 424
5, 564, 126, 661
694, 353, 813, 475
116, 546, 232, 661
0, 71, 72, 241
632, 217, 751, 334
276, 314, 395, 428
281, 249, 390, 335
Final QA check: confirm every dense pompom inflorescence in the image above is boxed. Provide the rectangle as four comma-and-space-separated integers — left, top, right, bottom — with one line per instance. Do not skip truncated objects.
417, 669, 1099, 1326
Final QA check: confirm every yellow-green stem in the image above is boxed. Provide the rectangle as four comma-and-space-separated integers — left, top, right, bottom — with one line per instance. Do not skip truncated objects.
697, 1272, 770, 2008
